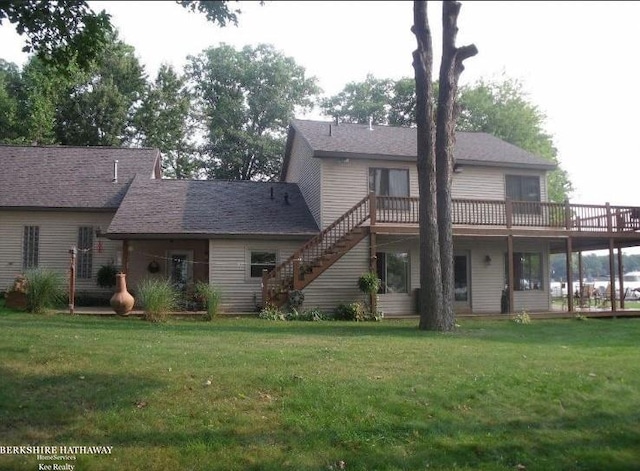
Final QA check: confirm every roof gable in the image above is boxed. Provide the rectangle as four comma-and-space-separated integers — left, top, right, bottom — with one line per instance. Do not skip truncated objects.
0, 145, 160, 210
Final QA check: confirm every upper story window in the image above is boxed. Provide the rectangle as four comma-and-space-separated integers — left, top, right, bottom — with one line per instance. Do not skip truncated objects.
23, 226, 39, 269
370, 168, 409, 210
369, 168, 409, 197
506, 175, 540, 214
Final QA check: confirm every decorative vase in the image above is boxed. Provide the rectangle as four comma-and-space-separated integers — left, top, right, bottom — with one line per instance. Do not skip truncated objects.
110, 273, 135, 316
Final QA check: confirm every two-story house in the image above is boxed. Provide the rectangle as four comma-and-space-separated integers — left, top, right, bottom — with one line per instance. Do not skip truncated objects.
3, 119, 640, 316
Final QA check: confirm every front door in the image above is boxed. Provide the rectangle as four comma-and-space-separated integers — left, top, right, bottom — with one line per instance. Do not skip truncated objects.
454, 253, 471, 312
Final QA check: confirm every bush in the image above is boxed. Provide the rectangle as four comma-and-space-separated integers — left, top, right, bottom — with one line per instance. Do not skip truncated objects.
137, 278, 178, 323
259, 304, 286, 321
194, 281, 221, 321
512, 311, 531, 324
24, 268, 65, 314
334, 302, 366, 321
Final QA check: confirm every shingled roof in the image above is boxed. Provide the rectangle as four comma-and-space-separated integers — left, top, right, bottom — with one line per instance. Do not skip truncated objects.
106, 177, 319, 238
0, 145, 160, 210
282, 119, 556, 179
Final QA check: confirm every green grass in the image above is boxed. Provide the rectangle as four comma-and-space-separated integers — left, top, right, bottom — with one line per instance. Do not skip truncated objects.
1, 305, 639, 470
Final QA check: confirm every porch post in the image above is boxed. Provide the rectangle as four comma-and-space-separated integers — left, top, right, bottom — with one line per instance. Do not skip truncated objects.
617, 246, 625, 309
369, 191, 377, 226
608, 238, 616, 312
507, 235, 514, 314
566, 237, 574, 312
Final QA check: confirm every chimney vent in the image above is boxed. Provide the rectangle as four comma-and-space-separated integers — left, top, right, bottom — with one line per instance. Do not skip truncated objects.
368, 117, 373, 131
112, 160, 119, 183
284, 192, 290, 205
270, 186, 274, 200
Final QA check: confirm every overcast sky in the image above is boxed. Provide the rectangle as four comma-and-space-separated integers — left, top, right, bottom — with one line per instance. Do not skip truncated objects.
1, 1, 639, 207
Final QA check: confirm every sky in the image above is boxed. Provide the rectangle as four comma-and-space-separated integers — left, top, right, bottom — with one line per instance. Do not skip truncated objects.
1, 0, 639, 207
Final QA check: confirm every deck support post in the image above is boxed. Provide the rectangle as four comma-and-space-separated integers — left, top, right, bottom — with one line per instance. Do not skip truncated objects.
566, 237, 574, 313
617, 246, 625, 309
608, 238, 617, 312
369, 232, 378, 316
507, 235, 514, 314
578, 250, 584, 307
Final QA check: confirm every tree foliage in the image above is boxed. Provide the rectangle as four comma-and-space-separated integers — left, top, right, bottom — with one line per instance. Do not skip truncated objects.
0, 0, 112, 71
54, 31, 147, 146
132, 64, 197, 178
186, 43, 320, 180
177, 0, 248, 27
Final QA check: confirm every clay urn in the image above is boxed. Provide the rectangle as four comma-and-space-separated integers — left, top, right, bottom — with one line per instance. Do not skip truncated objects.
110, 273, 135, 316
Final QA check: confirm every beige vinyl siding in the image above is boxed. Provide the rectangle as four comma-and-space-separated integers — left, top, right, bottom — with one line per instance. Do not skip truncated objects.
374, 235, 420, 316
452, 166, 549, 202
456, 237, 550, 313
284, 135, 322, 227
321, 159, 419, 229
301, 238, 369, 312
208, 238, 304, 313
0, 211, 120, 293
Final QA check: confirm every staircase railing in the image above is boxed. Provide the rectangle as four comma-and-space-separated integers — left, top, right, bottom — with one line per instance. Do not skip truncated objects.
262, 194, 373, 306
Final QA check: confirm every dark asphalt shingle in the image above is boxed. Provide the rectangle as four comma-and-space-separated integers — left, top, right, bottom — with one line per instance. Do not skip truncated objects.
283, 119, 557, 177
0, 145, 160, 209
107, 177, 319, 237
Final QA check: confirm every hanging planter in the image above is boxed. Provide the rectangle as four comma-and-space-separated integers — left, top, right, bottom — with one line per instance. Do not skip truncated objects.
147, 260, 160, 274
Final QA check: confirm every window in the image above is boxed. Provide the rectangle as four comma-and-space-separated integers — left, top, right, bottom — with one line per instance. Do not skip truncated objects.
505, 252, 543, 291
250, 251, 276, 278
369, 168, 409, 197
376, 252, 409, 294
77, 227, 94, 279
22, 226, 39, 269
506, 175, 541, 214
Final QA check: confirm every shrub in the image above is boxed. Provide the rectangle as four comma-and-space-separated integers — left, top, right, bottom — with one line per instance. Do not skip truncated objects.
259, 304, 286, 321
96, 264, 118, 289
24, 268, 65, 314
334, 302, 366, 321
194, 281, 221, 321
512, 311, 531, 324
288, 289, 305, 310
137, 278, 178, 323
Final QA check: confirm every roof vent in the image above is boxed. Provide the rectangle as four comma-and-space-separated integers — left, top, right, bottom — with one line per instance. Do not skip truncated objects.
368, 117, 373, 131
112, 160, 119, 183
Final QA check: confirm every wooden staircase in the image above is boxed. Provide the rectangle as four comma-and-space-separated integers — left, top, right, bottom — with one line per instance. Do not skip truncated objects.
262, 194, 374, 308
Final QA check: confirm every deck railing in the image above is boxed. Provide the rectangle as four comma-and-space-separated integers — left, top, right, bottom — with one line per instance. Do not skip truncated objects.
375, 196, 640, 232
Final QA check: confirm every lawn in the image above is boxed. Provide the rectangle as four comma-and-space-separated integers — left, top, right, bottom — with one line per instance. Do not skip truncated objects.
1, 307, 639, 471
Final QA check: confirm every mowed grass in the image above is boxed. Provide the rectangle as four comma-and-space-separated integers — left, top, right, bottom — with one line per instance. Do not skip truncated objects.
1, 308, 639, 470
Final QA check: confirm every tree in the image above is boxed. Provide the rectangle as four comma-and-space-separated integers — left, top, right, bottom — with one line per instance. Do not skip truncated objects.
413, 0, 476, 331
186, 43, 320, 181
0, 0, 112, 71
177, 0, 252, 27
132, 64, 197, 178
54, 31, 147, 146
0, 60, 21, 142
457, 77, 573, 202
320, 74, 394, 125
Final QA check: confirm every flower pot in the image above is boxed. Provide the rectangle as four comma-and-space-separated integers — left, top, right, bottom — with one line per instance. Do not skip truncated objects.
110, 273, 135, 316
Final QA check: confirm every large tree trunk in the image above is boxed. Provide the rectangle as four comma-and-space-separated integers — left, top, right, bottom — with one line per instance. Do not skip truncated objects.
413, 0, 476, 331
435, 1, 478, 331
413, 0, 443, 330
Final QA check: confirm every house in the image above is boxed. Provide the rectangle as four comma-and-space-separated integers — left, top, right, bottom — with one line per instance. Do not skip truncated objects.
2, 120, 640, 316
